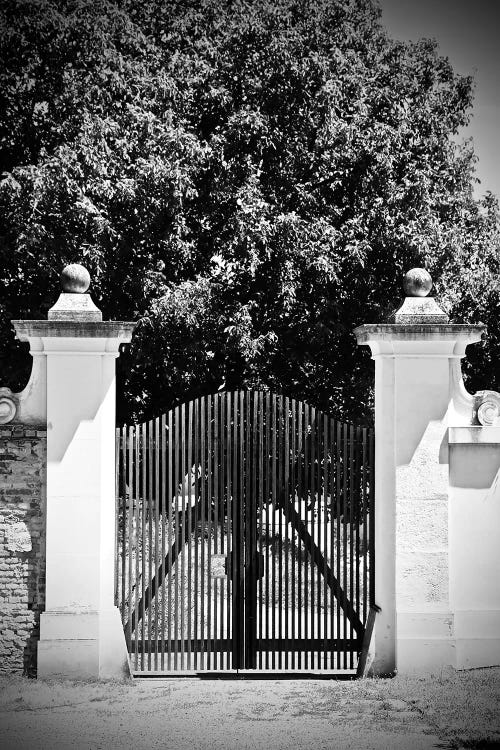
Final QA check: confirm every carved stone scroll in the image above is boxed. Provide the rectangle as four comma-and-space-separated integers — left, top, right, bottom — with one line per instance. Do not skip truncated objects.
473, 390, 500, 426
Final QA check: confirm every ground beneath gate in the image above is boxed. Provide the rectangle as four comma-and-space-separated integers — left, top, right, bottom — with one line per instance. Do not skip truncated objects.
0, 668, 499, 750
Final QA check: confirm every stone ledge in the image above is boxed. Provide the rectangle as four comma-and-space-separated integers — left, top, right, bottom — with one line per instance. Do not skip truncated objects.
449, 426, 500, 445
12, 320, 136, 340
354, 323, 485, 343
0, 425, 47, 439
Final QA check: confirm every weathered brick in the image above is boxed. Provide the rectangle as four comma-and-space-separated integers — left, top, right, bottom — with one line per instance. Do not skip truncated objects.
0, 430, 45, 676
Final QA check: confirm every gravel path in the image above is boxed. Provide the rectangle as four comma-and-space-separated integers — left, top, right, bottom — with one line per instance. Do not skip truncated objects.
0, 677, 445, 750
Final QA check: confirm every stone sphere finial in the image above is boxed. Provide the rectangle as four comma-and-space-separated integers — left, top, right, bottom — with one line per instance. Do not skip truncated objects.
60, 263, 91, 294
403, 268, 433, 298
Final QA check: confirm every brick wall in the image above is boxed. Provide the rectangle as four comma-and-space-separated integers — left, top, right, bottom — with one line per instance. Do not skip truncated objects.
0, 425, 46, 676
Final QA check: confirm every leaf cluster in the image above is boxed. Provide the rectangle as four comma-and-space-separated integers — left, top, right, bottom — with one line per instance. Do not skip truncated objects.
1, 0, 498, 423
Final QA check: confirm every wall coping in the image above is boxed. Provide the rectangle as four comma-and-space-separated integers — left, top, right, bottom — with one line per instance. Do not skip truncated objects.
12, 320, 136, 340
354, 323, 485, 343
0, 425, 47, 438
449, 426, 500, 445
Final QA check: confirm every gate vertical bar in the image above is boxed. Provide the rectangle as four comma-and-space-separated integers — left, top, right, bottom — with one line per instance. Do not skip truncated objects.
187, 402, 193, 670
337, 422, 343, 669
180, 404, 186, 670
277, 394, 283, 669
310, 406, 315, 669
361, 427, 368, 627
147, 420, 153, 670
290, 399, 297, 669
213, 394, 219, 669
297, 402, 303, 670
332, 420, 339, 668
238, 391, 245, 668
154, 417, 160, 670
200, 398, 206, 671
369, 429, 375, 609
258, 391, 264, 669
193, 399, 199, 669
349, 424, 354, 669
207, 396, 212, 669
134, 425, 140, 669
173, 406, 180, 670
315, 409, 322, 669
271, 393, 277, 668
126, 426, 133, 656
120, 426, 126, 625
246, 391, 258, 668
303, 402, 309, 669
284, 396, 289, 669
231, 392, 239, 669
265, 391, 271, 669
140, 422, 146, 670
342, 423, 348, 669
316, 410, 322, 669
161, 414, 166, 670
167, 409, 173, 671
114, 430, 120, 611
323, 414, 328, 668
219, 394, 225, 670
355, 426, 361, 650
226, 392, 232, 670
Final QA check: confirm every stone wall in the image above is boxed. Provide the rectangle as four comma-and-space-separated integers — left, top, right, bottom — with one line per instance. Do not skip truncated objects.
0, 425, 46, 675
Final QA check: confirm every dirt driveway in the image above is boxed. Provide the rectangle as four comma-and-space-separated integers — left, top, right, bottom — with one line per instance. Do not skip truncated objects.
0, 674, 459, 750
2, 667, 500, 750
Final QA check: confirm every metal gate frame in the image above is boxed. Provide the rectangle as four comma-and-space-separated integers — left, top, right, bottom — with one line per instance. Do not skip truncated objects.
115, 390, 374, 675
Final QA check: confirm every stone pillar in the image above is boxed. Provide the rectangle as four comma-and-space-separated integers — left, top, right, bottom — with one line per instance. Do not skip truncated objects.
448, 423, 500, 669
13, 265, 135, 679
355, 269, 484, 674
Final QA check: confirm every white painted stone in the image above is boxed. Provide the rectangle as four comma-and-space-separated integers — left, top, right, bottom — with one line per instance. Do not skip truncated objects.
0, 392, 17, 424
355, 320, 484, 675
13, 303, 135, 680
0, 354, 46, 425
447, 429, 500, 671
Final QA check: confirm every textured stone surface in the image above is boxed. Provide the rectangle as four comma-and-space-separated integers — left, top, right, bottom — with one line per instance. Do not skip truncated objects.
396, 420, 449, 608
12, 319, 136, 339
48, 292, 102, 322
394, 297, 449, 324
60, 263, 90, 294
0, 425, 46, 675
402, 268, 433, 297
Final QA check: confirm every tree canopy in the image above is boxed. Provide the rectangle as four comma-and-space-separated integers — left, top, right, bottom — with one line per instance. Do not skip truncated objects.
1, 0, 499, 424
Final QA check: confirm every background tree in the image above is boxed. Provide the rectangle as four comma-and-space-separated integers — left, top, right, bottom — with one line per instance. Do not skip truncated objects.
1, 0, 499, 424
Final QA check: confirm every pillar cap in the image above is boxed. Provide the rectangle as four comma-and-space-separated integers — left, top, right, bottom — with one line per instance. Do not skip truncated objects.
355, 323, 486, 342
354, 322, 485, 358
394, 268, 449, 323
60, 264, 91, 293
402, 268, 433, 297
12, 320, 136, 342
48, 264, 102, 321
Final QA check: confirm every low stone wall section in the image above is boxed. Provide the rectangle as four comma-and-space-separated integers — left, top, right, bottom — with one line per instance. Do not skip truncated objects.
0, 425, 46, 675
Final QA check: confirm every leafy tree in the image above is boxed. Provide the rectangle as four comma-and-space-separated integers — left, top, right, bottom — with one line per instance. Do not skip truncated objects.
1, 0, 498, 425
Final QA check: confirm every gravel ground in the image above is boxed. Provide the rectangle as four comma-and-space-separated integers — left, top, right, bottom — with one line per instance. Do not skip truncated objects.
0, 669, 499, 750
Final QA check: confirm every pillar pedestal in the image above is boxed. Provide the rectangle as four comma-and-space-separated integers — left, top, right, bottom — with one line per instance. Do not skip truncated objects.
355, 270, 484, 674
13, 265, 135, 679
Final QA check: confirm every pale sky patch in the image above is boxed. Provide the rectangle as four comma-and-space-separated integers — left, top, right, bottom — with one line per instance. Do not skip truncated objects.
378, 0, 500, 199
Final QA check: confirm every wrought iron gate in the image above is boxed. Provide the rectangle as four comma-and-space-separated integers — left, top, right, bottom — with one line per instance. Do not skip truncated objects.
115, 390, 374, 674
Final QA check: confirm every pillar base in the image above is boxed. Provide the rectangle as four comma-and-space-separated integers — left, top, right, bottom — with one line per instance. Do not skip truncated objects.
454, 610, 500, 670
38, 607, 131, 680
396, 610, 455, 674
396, 609, 500, 673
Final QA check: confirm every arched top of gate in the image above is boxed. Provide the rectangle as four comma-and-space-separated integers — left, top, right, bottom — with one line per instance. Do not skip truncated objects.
118, 389, 373, 436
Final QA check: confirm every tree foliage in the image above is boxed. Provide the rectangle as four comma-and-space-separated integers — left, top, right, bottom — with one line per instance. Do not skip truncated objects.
1, 0, 499, 424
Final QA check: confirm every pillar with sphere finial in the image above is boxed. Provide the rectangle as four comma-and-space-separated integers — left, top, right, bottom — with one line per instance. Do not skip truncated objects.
12, 264, 136, 680
354, 268, 484, 675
